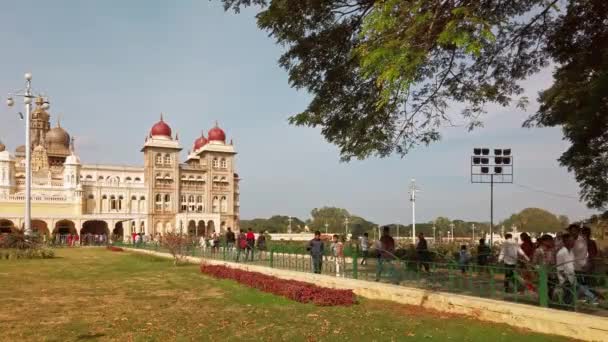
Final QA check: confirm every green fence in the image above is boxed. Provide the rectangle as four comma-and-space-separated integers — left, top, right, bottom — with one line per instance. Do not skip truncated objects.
118, 241, 607, 315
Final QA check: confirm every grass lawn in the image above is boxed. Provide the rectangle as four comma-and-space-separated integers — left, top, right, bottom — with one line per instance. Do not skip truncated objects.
0, 248, 570, 341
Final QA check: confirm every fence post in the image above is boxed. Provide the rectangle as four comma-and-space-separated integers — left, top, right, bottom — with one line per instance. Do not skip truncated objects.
269, 248, 274, 268
223, 242, 227, 261
352, 245, 358, 279
538, 265, 549, 307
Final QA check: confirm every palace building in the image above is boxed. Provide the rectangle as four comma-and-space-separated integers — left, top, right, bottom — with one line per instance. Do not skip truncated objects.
0, 97, 240, 239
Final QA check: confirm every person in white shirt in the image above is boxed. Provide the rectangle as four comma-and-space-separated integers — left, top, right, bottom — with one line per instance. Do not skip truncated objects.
556, 233, 598, 305
359, 233, 369, 265
498, 233, 529, 292
567, 225, 588, 272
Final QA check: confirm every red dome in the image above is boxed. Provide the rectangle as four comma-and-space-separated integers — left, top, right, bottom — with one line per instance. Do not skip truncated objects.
208, 124, 226, 142
150, 114, 172, 138
193, 132, 208, 150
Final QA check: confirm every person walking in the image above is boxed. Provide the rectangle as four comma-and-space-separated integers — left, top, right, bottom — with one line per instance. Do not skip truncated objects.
236, 230, 247, 262
376, 226, 396, 282
458, 245, 471, 274
225, 227, 236, 251
308, 231, 324, 274
256, 231, 267, 251
416, 232, 430, 272
331, 234, 345, 277
498, 233, 529, 292
359, 232, 369, 266
246, 228, 256, 261
477, 238, 491, 268
556, 233, 598, 305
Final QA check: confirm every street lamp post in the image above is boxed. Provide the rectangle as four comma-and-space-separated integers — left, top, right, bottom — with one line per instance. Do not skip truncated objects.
344, 217, 349, 237
324, 222, 328, 234
450, 223, 455, 243
432, 224, 436, 242
5, 72, 47, 236
472, 223, 476, 243
409, 179, 420, 242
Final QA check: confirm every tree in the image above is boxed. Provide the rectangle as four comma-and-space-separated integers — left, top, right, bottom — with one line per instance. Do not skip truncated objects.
241, 215, 306, 233
161, 232, 189, 265
221, 1, 607, 209
524, 0, 608, 209
309, 207, 351, 233
558, 215, 570, 228
500, 208, 563, 234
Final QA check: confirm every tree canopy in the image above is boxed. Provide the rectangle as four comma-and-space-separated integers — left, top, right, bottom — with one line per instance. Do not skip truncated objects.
220, 0, 608, 209
499, 207, 565, 233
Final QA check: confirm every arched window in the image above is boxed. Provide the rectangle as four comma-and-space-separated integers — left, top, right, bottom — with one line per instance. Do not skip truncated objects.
88, 194, 94, 199
125, 177, 132, 182
155, 194, 162, 202
110, 195, 117, 210
180, 195, 186, 203
155, 153, 162, 165
140, 196, 145, 200
212, 196, 219, 213
220, 196, 228, 213
164, 154, 171, 165
196, 195, 203, 203
164, 194, 171, 210
98, 176, 104, 180
213, 176, 218, 181
197, 204, 203, 212
118, 195, 124, 210
212, 158, 219, 168
156, 173, 161, 179
188, 195, 195, 203
220, 176, 226, 182
86, 175, 93, 180
164, 173, 171, 179
220, 158, 227, 168
102, 195, 107, 199
135, 177, 141, 182
164, 194, 171, 202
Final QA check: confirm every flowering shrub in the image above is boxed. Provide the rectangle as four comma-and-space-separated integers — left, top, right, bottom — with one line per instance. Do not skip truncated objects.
200, 264, 355, 306
106, 245, 124, 252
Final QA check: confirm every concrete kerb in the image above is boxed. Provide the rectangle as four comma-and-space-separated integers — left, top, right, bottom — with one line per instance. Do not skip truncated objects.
125, 248, 608, 342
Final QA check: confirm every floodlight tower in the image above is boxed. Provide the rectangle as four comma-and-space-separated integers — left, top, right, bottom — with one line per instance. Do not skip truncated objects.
471, 148, 514, 246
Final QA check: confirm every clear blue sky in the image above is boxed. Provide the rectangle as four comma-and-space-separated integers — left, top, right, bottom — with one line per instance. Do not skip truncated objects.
0, 0, 597, 224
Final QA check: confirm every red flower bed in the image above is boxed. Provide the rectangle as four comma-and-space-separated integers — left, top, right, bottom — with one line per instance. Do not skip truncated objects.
106, 245, 124, 252
200, 264, 355, 306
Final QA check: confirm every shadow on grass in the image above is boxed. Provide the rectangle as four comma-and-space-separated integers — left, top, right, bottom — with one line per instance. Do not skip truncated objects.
76, 333, 106, 340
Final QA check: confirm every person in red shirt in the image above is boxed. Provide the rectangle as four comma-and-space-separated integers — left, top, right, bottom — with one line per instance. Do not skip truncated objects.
132, 232, 137, 245
67, 234, 73, 247
519, 233, 535, 260
245, 228, 255, 261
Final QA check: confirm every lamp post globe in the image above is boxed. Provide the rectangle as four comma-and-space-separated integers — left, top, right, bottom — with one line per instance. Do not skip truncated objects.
41, 101, 50, 110
24, 96, 32, 105
24, 72, 32, 81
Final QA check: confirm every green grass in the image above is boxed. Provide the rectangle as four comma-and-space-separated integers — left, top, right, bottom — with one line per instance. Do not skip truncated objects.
0, 248, 571, 341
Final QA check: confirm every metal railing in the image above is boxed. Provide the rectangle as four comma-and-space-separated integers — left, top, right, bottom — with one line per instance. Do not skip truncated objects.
118, 241, 607, 315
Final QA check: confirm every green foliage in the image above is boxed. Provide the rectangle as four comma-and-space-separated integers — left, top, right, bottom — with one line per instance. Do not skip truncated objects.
221, 0, 608, 209
500, 208, 565, 233
524, 0, 608, 209
241, 215, 306, 233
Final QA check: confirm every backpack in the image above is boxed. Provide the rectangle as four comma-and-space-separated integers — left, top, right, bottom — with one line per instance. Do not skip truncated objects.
239, 237, 248, 249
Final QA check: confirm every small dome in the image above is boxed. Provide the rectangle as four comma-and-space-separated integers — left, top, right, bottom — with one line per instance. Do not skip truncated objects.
193, 131, 208, 150
150, 114, 172, 138
15, 145, 25, 153
65, 154, 80, 165
208, 123, 226, 142
46, 123, 71, 148
0, 150, 10, 161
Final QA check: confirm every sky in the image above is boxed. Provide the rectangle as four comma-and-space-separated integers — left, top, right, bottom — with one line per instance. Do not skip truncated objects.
0, 1, 598, 225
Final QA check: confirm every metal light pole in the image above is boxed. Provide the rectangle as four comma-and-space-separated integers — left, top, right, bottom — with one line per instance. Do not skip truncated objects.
472, 223, 476, 243
287, 216, 292, 234
432, 224, 436, 242
409, 179, 419, 241
450, 223, 455, 242
344, 216, 349, 237
6, 72, 47, 236
324, 222, 328, 234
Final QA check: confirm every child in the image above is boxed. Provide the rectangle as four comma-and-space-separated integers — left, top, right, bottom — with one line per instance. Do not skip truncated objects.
458, 245, 470, 274
331, 234, 345, 277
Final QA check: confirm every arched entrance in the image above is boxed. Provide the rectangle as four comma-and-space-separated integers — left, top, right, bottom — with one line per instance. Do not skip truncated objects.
53, 220, 77, 245
0, 219, 15, 233
187, 220, 196, 236
113, 222, 124, 239
207, 220, 215, 235
197, 220, 206, 237
32, 220, 50, 237
81, 220, 110, 246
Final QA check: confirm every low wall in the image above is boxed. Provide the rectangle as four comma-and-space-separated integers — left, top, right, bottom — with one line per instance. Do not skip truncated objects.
125, 248, 608, 342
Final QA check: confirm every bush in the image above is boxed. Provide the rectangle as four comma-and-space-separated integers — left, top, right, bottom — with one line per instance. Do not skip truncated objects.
200, 264, 356, 306
0, 248, 55, 260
